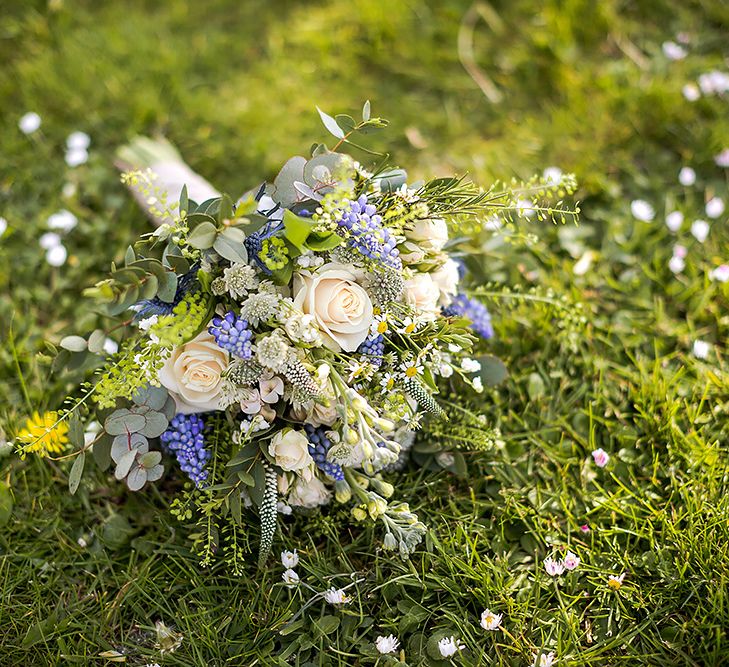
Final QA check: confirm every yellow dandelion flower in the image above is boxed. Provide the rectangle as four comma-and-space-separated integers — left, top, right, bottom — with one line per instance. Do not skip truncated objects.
16, 411, 68, 458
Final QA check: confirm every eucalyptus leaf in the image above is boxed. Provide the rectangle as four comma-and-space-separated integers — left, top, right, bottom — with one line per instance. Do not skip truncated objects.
104, 409, 146, 436
156, 271, 178, 302
132, 384, 168, 411
67, 413, 84, 448
68, 451, 85, 495
213, 226, 248, 263
146, 464, 164, 482
477, 355, 509, 387
139, 451, 162, 468
187, 221, 218, 249
114, 448, 138, 480
126, 466, 147, 491
362, 99, 371, 121
111, 433, 148, 462
316, 106, 345, 139
59, 335, 87, 352
87, 329, 106, 354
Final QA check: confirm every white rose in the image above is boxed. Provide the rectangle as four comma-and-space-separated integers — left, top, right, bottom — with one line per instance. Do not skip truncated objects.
406, 218, 449, 252
403, 272, 440, 314
431, 259, 460, 306
293, 262, 374, 352
268, 428, 313, 472
398, 240, 427, 264
287, 474, 332, 508
158, 329, 229, 414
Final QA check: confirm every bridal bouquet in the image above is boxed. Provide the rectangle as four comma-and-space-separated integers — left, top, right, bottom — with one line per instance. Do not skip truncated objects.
19, 104, 576, 569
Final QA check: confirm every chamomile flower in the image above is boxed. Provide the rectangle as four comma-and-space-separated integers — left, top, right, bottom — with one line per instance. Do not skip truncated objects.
282, 569, 299, 587
397, 316, 422, 335
400, 359, 424, 379
323, 588, 350, 605
437, 636, 465, 658
379, 372, 397, 394
532, 651, 557, 667
375, 634, 400, 654
607, 573, 625, 590
371, 313, 390, 335
631, 199, 655, 222
281, 549, 299, 568
480, 609, 503, 630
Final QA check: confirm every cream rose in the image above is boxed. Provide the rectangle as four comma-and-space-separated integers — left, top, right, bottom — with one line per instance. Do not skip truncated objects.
293, 262, 374, 352
158, 329, 229, 414
403, 272, 440, 314
406, 218, 449, 252
287, 475, 332, 508
268, 428, 313, 472
431, 258, 460, 306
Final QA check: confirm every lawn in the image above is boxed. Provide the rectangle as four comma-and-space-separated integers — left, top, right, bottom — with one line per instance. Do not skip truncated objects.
1, 0, 729, 665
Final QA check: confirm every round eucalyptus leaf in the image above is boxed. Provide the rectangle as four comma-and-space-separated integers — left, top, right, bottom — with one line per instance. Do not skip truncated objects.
140, 411, 168, 438
59, 335, 87, 352
138, 450, 162, 469
126, 466, 148, 491
111, 433, 148, 462
132, 384, 168, 411
114, 448, 139, 480
146, 464, 164, 482
87, 329, 106, 354
104, 409, 146, 436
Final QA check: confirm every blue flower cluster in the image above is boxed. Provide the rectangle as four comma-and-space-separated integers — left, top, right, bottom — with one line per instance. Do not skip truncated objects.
208, 312, 253, 358
244, 220, 285, 275
443, 294, 494, 339
357, 333, 385, 368
134, 268, 198, 320
339, 195, 401, 270
160, 414, 210, 487
304, 424, 344, 481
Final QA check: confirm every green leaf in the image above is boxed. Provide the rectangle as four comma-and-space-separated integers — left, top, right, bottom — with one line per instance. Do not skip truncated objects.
316, 106, 345, 139
132, 384, 168, 411
248, 461, 267, 507
305, 231, 343, 252
139, 451, 162, 468
59, 335, 87, 352
92, 433, 113, 471
282, 209, 316, 251
362, 100, 371, 121
68, 413, 84, 448
187, 221, 218, 249
179, 184, 188, 215
477, 355, 509, 387
314, 616, 340, 635
87, 329, 106, 354
335, 114, 356, 133
0, 482, 13, 527
104, 409, 146, 436
139, 411, 168, 438
237, 470, 255, 486
101, 513, 135, 550
271, 260, 293, 286
218, 194, 233, 223
124, 245, 136, 266
229, 490, 242, 526
68, 451, 85, 495
213, 226, 248, 263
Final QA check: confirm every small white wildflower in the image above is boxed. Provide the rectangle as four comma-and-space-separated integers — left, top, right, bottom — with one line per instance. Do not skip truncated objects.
714, 149, 729, 168
62, 182, 77, 198
630, 199, 655, 222
709, 265, 729, 282
678, 167, 696, 186
65, 147, 89, 167
544, 556, 565, 576
461, 358, 481, 374
484, 215, 502, 231
77, 536, 88, 548
668, 255, 685, 274
138, 315, 159, 331
0, 217, 6, 236
223, 263, 259, 299
437, 636, 465, 658
47, 209, 78, 232
19, 112, 41, 134
375, 634, 400, 654
240, 290, 280, 327
705, 197, 725, 219
66, 131, 91, 150
282, 569, 299, 587
448, 343, 462, 353
699, 70, 729, 95
516, 198, 536, 218
665, 210, 683, 232
480, 609, 503, 631
563, 551, 580, 571
102, 338, 119, 355
277, 501, 293, 515
39, 232, 62, 250
592, 448, 610, 468
45, 244, 67, 267
691, 219, 710, 242
439, 363, 454, 378
682, 83, 700, 101
281, 549, 299, 569
323, 588, 350, 605
284, 312, 321, 345
692, 339, 710, 359
607, 573, 626, 590
472, 377, 484, 393
542, 166, 563, 185
533, 651, 557, 667
662, 41, 687, 60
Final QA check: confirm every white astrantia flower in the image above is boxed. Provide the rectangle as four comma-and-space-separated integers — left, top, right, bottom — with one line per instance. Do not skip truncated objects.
480, 609, 503, 630
66, 131, 91, 150
45, 244, 68, 267
39, 232, 62, 250
323, 588, 350, 605
678, 167, 696, 186
532, 651, 557, 667
281, 549, 299, 569
630, 199, 655, 222
544, 556, 565, 576
668, 255, 685, 274
715, 149, 729, 168
692, 340, 710, 360
255, 331, 291, 371
19, 112, 41, 134
665, 211, 683, 232
563, 551, 580, 571
282, 569, 299, 587
240, 290, 281, 327
662, 41, 687, 60
705, 197, 725, 219
437, 636, 465, 658
682, 83, 700, 101
375, 634, 400, 654
542, 166, 563, 185
592, 448, 609, 468
47, 209, 78, 232
65, 147, 89, 167
709, 265, 729, 283
691, 219, 710, 243
223, 263, 259, 299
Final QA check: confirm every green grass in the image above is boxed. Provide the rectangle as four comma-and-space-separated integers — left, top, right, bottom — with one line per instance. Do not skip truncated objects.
1, 0, 729, 664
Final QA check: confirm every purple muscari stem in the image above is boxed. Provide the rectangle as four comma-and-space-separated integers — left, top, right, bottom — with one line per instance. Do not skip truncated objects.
208, 311, 253, 358
443, 293, 494, 339
160, 413, 210, 487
